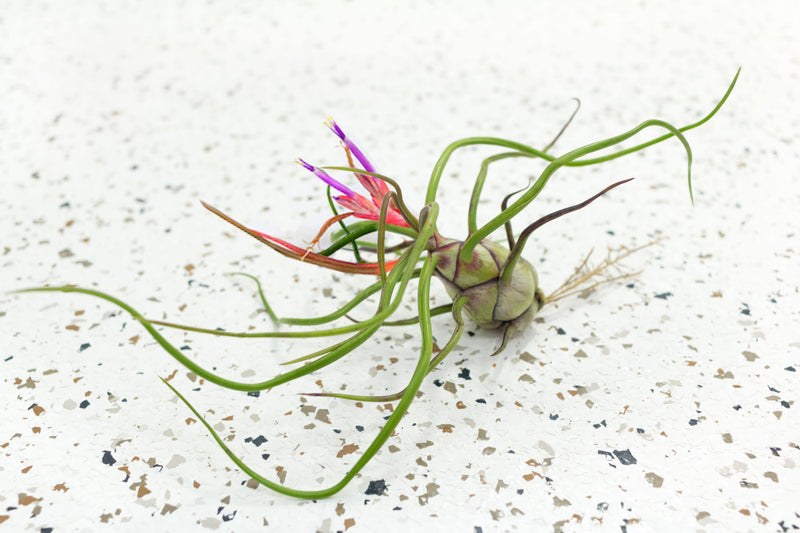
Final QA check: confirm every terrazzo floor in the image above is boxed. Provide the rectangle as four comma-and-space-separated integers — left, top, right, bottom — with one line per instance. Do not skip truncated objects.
2, 2, 799, 532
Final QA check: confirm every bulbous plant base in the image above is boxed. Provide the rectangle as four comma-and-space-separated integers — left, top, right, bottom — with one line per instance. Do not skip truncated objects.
430, 234, 543, 333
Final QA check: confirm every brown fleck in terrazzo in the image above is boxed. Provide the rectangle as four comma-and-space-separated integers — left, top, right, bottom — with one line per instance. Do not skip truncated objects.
336, 443, 359, 458
18, 493, 41, 506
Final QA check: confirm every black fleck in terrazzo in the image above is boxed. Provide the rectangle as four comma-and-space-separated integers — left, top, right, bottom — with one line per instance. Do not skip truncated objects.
2, 1, 799, 532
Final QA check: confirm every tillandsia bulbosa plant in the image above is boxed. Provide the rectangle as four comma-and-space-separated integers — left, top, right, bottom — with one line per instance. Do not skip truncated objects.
15, 70, 740, 498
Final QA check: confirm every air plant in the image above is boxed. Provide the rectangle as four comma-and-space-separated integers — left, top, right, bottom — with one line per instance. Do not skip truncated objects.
15, 70, 739, 498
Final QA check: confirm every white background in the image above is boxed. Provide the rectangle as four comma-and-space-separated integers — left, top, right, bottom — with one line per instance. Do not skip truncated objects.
2, 1, 798, 532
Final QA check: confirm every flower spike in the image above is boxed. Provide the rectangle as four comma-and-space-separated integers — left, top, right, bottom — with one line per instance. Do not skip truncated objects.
297, 156, 409, 228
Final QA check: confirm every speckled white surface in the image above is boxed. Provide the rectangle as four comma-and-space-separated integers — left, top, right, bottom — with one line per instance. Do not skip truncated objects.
2, 1, 799, 532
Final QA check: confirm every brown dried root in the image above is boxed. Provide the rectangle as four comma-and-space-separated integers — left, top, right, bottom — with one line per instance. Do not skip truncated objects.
545, 241, 657, 304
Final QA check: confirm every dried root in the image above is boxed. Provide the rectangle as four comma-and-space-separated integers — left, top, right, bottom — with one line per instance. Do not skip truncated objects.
545, 241, 657, 304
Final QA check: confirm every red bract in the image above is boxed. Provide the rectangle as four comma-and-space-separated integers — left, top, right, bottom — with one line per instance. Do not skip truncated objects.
201, 201, 399, 275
